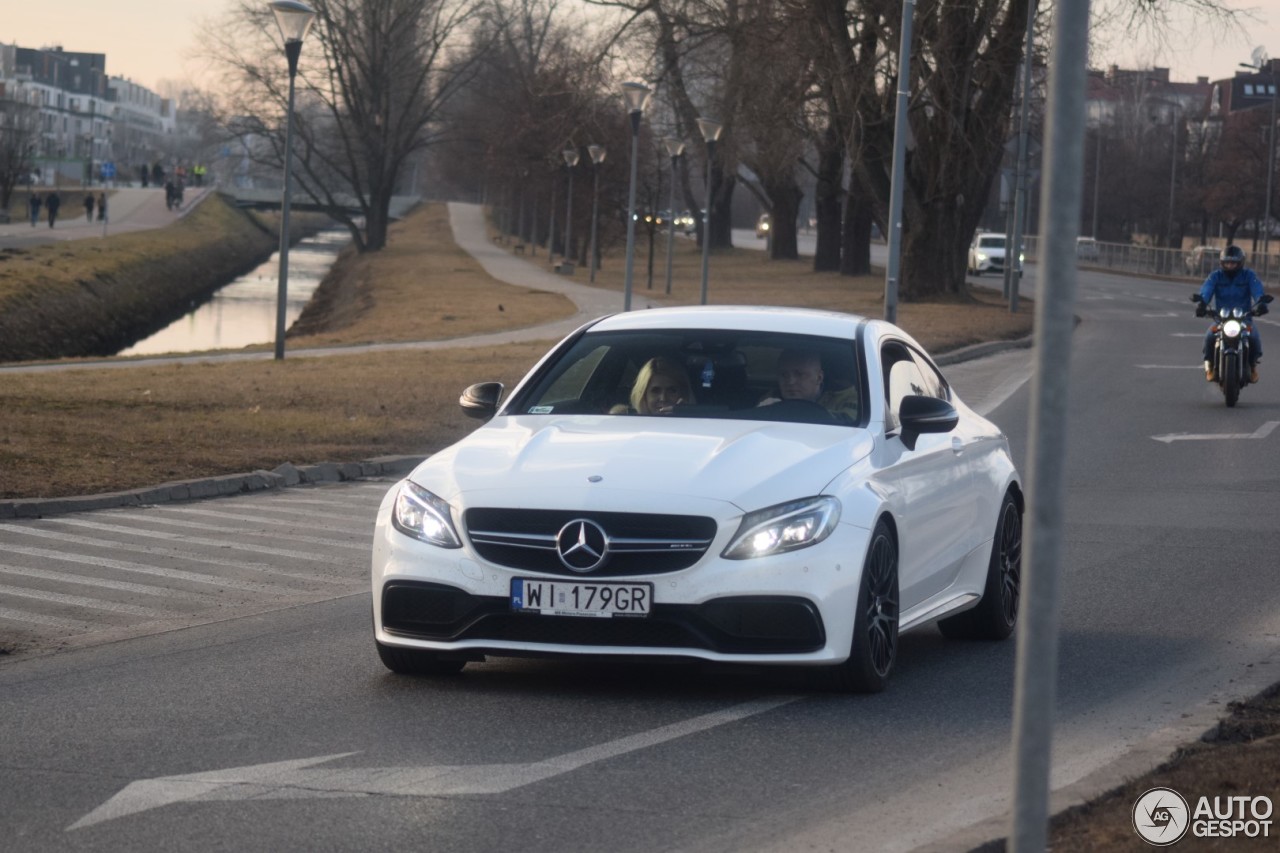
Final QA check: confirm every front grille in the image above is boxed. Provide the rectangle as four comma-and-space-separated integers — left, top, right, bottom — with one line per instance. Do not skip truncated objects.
463, 508, 717, 577
381, 581, 824, 654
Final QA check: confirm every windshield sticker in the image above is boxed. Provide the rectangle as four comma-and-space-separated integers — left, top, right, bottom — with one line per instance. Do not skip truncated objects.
529, 406, 555, 414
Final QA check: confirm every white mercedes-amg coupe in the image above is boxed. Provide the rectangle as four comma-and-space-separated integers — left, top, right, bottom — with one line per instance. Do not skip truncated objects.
372, 306, 1022, 692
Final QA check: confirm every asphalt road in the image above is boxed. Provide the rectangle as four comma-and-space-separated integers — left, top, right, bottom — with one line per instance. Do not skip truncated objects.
2, 261, 1279, 851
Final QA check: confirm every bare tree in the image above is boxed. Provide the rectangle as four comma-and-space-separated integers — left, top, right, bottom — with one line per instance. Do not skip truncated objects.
0, 92, 39, 217
210, 0, 486, 252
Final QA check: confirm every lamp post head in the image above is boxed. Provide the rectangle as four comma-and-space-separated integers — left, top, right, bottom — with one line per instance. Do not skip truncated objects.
270, 0, 316, 43
663, 137, 686, 158
563, 148, 580, 168
696, 117, 723, 144
622, 82, 652, 115
588, 144, 606, 165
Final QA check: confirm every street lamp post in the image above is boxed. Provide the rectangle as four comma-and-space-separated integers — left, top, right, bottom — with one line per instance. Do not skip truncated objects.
696, 117, 722, 306
588, 145, 606, 283
1241, 61, 1278, 280
269, 0, 316, 361
561, 147, 579, 273
662, 137, 685, 295
622, 82, 652, 312
1167, 100, 1180, 260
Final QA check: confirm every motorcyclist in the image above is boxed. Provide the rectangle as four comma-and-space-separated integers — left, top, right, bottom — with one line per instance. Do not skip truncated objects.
1198, 245, 1265, 383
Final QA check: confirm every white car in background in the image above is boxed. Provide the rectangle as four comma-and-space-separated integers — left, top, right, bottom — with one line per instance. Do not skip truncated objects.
968, 232, 1014, 276
372, 306, 1022, 692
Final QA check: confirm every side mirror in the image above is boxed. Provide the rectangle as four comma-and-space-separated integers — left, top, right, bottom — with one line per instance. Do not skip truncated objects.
1261, 294, 1275, 304
897, 395, 958, 451
460, 382, 504, 420
1190, 293, 1205, 303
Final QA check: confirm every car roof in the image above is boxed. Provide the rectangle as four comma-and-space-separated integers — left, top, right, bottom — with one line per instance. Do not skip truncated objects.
587, 305, 869, 339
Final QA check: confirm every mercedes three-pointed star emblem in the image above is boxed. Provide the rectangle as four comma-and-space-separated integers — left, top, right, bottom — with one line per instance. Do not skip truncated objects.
556, 519, 610, 573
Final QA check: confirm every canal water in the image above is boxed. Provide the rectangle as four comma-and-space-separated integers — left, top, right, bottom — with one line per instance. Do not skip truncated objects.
117, 229, 349, 356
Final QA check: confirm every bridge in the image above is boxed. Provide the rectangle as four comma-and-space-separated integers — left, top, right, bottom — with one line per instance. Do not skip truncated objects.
220, 188, 421, 219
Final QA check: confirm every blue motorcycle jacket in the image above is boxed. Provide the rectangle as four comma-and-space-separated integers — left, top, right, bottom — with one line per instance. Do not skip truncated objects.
1199, 266, 1264, 313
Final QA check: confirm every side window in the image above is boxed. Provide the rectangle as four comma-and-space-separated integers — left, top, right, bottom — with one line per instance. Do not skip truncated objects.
905, 347, 948, 400
882, 341, 949, 430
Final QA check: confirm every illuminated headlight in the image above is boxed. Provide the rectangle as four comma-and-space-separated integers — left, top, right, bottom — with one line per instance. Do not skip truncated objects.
976, 252, 988, 262
723, 497, 841, 560
1223, 319, 1243, 339
392, 481, 461, 548
760, 223, 770, 231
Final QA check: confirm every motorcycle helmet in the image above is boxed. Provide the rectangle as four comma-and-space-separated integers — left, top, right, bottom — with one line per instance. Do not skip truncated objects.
1220, 245, 1246, 268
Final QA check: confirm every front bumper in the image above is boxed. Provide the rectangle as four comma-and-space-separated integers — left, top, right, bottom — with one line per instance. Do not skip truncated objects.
371, 488, 870, 666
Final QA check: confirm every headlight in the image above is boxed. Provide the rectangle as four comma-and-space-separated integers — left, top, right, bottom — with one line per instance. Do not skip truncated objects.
392, 481, 462, 548
722, 497, 841, 560
1223, 319, 1243, 339
976, 252, 988, 261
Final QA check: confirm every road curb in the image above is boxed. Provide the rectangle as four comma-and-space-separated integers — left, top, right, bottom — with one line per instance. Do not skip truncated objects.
0, 454, 424, 519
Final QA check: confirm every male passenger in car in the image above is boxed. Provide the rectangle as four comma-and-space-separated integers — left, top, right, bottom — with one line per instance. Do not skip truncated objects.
759, 349, 858, 423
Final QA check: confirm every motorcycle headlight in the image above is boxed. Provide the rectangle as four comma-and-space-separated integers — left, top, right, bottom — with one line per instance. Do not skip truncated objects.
1223, 319, 1243, 339
723, 497, 841, 560
392, 481, 462, 548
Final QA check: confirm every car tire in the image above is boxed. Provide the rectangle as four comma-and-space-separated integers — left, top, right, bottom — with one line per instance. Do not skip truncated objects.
817, 520, 899, 693
938, 492, 1021, 641
376, 640, 467, 676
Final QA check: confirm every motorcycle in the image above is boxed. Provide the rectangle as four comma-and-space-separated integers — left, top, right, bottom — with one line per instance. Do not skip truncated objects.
1190, 292, 1274, 407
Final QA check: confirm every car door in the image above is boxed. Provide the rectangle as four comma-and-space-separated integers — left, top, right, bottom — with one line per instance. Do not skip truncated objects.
875, 341, 978, 607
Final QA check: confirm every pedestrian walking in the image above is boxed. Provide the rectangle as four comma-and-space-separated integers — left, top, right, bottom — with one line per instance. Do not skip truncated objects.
139, 164, 149, 188
97, 192, 107, 221
164, 180, 176, 211
83, 192, 96, 223
46, 190, 61, 228
151, 163, 164, 188
28, 192, 42, 227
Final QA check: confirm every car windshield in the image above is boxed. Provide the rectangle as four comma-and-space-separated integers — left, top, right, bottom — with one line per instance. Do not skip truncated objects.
979, 236, 1006, 249
510, 329, 862, 427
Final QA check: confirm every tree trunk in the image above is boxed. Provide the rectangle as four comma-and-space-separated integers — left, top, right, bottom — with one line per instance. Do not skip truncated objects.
813, 128, 844, 272
841, 178, 873, 276
768, 183, 803, 260
901, 203, 971, 300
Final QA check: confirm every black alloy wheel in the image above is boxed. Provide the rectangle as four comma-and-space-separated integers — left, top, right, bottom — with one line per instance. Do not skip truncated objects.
938, 492, 1022, 641
818, 520, 899, 693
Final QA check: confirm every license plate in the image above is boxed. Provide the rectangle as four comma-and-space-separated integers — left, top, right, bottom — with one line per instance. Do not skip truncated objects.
511, 579, 652, 618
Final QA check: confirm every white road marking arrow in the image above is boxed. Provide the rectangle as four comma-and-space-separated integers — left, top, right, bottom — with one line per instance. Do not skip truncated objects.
69, 696, 797, 830
1152, 421, 1280, 444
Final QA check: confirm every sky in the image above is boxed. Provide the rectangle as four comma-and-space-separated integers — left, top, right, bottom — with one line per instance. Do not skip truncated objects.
3, 0, 1279, 94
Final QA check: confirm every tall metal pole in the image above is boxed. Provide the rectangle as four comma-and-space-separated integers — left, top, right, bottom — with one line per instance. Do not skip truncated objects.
664, 138, 685, 295
546, 167, 557, 262
697, 118, 722, 306
588, 145, 605, 283
622, 83, 651, 312
1167, 101, 1180, 260
883, 0, 916, 324
700, 142, 714, 305
1008, 0, 1037, 314
561, 148, 578, 273
274, 39, 302, 361
1264, 71, 1277, 280
1091, 118, 1101, 239
623, 119, 642, 311
1010, 0, 1089, 850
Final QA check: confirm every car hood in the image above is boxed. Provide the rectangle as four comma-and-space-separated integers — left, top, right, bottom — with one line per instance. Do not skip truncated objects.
410, 415, 873, 513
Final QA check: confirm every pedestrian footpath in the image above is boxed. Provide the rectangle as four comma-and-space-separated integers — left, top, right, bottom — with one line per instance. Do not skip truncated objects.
0, 186, 212, 249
